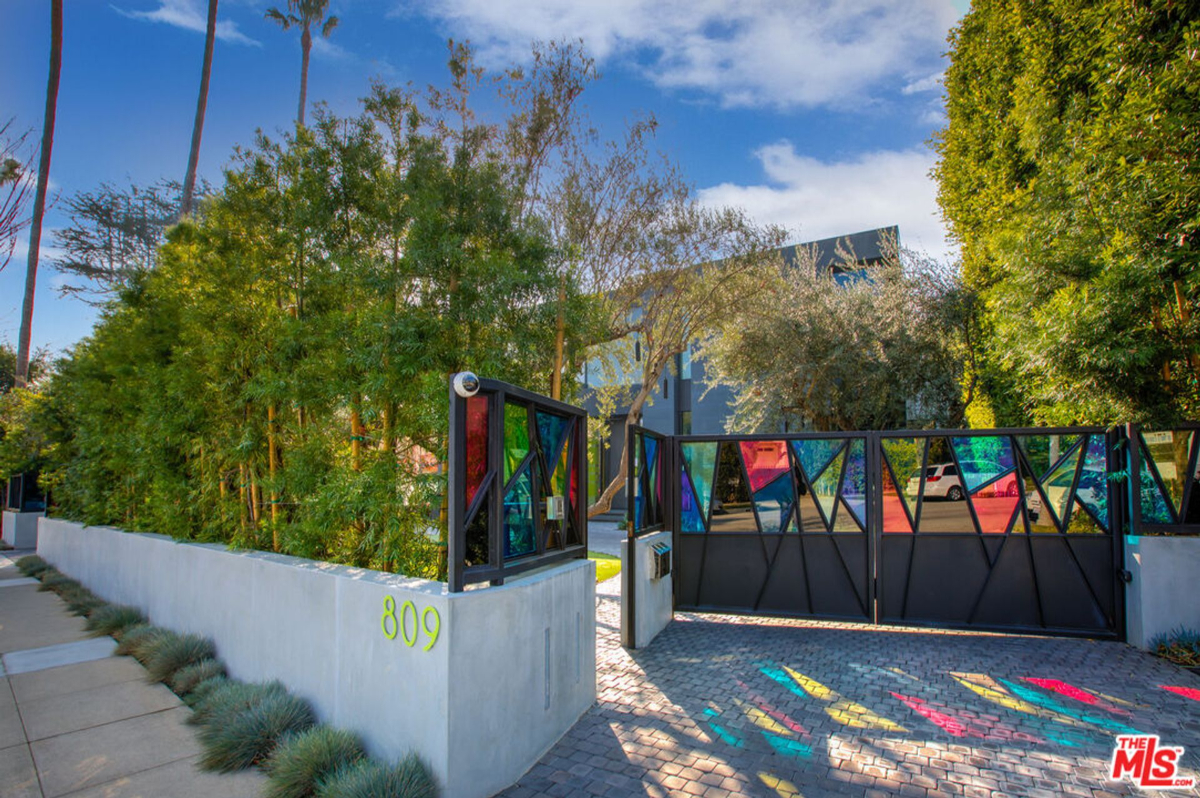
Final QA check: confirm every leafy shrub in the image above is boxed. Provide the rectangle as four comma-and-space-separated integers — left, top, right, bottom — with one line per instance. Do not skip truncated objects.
190, 680, 288, 727
1151, 628, 1200, 668
265, 726, 366, 798
86, 604, 147, 637
184, 675, 229, 708
16, 555, 51, 577
171, 659, 227, 697
317, 756, 438, 798
144, 633, 217, 683
114, 624, 170, 660
198, 691, 316, 772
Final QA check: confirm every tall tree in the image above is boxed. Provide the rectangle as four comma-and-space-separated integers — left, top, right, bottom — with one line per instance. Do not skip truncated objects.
182, 0, 218, 216
0, 119, 34, 273
16, 0, 63, 389
265, 0, 339, 127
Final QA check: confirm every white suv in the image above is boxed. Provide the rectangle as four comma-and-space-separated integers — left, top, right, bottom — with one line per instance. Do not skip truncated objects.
907, 463, 965, 501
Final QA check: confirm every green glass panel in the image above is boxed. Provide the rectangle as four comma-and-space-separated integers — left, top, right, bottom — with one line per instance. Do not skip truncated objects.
950, 435, 1014, 492
1044, 444, 1081, 525
790, 439, 843, 482
1140, 442, 1175, 524
1141, 430, 1192, 516
882, 437, 923, 525
1016, 434, 1082, 482
503, 402, 530, 487
681, 441, 718, 523
812, 449, 843, 527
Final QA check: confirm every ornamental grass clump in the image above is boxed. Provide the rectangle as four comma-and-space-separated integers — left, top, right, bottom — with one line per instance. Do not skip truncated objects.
198, 691, 316, 772
15, 555, 51, 577
1151, 628, 1200, 668
144, 633, 217, 683
37, 571, 74, 592
59, 584, 104, 617
114, 624, 170, 660
86, 604, 147, 637
171, 659, 227, 697
184, 675, 229, 708
264, 726, 366, 798
317, 755, 439, 798
189, 680, 288, 727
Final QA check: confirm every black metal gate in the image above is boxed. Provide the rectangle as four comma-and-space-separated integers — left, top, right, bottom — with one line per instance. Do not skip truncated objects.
629, 425, 1131, 639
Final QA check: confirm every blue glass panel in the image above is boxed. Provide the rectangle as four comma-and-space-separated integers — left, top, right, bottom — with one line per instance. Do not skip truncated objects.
790, 439, 843, 482
535, 411, 569, 472
681, 469, 705, 533
503, 468, 535, 558
681, 441, 718, 521
753, 473, 793, 534
950, 436, 1015, 492
1075, 435, 1108, 530
1140, 442, 1174, 524
844, 438, 867, 526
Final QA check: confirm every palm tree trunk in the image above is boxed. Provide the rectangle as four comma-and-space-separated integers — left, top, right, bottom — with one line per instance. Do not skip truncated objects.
15, 0, 62, 388
182, 0, 217, 217
298, 23, 311, 126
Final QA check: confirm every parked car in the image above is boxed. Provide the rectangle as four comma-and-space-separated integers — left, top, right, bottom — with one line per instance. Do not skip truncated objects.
908, 463, 966, 501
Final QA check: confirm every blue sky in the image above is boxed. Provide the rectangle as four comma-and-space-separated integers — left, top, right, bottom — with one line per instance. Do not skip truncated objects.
0, 0, 969, 354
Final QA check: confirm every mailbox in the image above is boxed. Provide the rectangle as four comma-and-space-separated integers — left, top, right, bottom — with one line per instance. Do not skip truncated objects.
650, 541, 671, 580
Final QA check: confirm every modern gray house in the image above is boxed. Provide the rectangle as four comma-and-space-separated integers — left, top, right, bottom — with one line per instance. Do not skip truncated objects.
583, 226, 898, 514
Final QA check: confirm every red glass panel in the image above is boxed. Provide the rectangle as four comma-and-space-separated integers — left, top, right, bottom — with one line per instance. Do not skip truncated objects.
882, 463, 912, 533
465, 395, 488, 510
972, 472, 1019, 533
739, 440, 789, 494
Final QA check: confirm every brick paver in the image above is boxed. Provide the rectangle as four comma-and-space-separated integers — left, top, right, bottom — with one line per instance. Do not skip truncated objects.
500, 577, 1200, 798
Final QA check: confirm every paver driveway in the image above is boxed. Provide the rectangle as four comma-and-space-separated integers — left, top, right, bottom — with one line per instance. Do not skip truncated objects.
500, 578, 1200, 798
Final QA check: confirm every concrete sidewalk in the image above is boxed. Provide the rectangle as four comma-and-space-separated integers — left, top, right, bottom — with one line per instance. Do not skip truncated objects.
0, 550, 264, 798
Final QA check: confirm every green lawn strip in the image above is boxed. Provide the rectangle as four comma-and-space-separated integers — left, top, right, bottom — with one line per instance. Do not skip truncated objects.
587, 551, 621, 583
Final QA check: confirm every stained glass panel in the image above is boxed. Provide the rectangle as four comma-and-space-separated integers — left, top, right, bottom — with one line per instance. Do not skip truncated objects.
536, 411, 569, 472
465, 395, 488, 511
882, 437, 923, 528
753, 473, 794, 534
791, 439, 843, 483
844, 438, 867, 527
1076, 435, 1108, 531
503, 402, 530, 487
1043, 443, 1081, 525
465, 493, 489, 567
812, 450, 843, 527
710, 442, 756, 533
832, 498, 861, 532
503, 468, 535, 557
1066, 500, 1104, 534
1016, 434, 1082, 481
971, 472, 1020, 533
1142, 430, 1192, 516
1021, 467, 1059, 533
951, 435, 1015, 492
740, 440, 789, 493
881, 455, 913, 533
682, 442, 718, 522
681, 469, 705, 533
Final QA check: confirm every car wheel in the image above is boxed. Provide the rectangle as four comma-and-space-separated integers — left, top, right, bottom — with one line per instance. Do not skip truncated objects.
947, 486, 964, 502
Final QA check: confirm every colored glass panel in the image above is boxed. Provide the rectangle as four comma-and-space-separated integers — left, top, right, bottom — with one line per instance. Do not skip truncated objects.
882, 437, 923, 527
753, 473, 793, 534
1065, 500, 1104, 534
881, 455, 912, 533
832, 498, 862, 532
465, 395, 488, 511
791, 439, 843, 483
503, 468, 535, 558
681, 441, 718, 522
681, 469, 705, 533
951, 436, 1015, 492
1139, 441, 1175, 524
1044, 443, 1081, 525
710, 442, 756, 533
503, 402, 530, 487
740, 440, 789, 493
796, 486, 826, 532
812, 450, 843, 527
1016, 434, 1082, 481
971, 472, 1020, 533
1142, 430, 1192, 516
1021, 465, 1058, 533
465, 493, 489, 568
843, 438, 867, 527
1075, 435, 1108, 531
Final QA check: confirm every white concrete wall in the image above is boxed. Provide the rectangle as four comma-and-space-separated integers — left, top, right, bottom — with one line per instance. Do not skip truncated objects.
2, 511, 42, 548
1125, 535, 1200, 649
621, 530, 674, 649
37, 517, 596, 798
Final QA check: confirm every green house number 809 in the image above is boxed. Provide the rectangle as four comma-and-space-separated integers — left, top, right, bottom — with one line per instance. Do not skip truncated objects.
380, 596, 440, 651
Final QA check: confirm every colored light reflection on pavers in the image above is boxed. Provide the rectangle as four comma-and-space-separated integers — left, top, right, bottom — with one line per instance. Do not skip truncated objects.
776, 665, 906, 732
702, 706, 743, 748
757, 664, 808, 698
733, 678, 811, 736
1024, 676, 1133, 716
999, 678, 1142, 735
890, 690, 1044, 743
1162, 684, 1200, 702
758, 771, 803, 797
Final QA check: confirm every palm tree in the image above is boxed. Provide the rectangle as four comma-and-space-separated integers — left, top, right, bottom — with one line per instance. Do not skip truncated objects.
16, 0, 63, 389
265, 0, 338, 127
181, 0, 218, 217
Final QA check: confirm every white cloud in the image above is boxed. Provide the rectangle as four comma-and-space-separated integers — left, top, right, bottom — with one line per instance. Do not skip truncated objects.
312, 35, 351, 61
901, 71, 944, 95
114, 0, 261, 47
401, 0, 959, 110
698, 141, 956, 260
